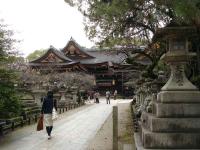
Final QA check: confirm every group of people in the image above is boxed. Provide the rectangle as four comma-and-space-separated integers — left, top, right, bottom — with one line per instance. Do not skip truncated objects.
87, 90, 118, 104
106, 90, 117, 104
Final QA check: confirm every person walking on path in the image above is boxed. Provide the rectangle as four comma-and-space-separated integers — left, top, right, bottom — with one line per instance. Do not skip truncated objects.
96, 91, 100, 103
87, 94, 91, 103
113, 90, 117, 100
106, 90, 111, 104
93, 91, 97, 103
94, 91, 100, 103
41, 91, 54, 140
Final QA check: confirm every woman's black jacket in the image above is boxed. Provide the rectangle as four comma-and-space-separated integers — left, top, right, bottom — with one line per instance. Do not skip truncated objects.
41, 97, 53, 114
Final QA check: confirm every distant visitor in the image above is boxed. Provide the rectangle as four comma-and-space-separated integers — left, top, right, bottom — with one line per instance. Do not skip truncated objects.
106, 90, 111, 104
113, 90, 117, 100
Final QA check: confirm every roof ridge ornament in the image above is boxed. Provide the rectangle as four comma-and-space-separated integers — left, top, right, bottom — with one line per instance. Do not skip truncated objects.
50, 45, 55, 49
70, 36, 74, 41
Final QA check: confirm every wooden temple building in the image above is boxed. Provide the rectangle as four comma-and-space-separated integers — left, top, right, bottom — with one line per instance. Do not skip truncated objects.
29, 38, 140, 96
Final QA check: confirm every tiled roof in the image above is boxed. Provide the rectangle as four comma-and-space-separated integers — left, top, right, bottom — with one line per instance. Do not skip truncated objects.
61, 38, 128, 65
79, 50, 127, 64
29, 38, 151, 69
29, 62, 79, 66
52, 48, 73, 62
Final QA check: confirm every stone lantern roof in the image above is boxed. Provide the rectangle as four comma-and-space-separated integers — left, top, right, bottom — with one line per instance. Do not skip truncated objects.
153, 22, 198, 41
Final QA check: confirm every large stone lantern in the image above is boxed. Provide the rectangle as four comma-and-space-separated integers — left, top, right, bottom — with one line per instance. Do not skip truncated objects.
160, 27, 197, 91
135, 25, 200, 150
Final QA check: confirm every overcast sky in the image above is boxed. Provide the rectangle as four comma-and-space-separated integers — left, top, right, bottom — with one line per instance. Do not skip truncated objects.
0, 0, 94, 57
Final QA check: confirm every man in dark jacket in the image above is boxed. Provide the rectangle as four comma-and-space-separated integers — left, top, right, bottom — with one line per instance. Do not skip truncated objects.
41, 91, 54, 139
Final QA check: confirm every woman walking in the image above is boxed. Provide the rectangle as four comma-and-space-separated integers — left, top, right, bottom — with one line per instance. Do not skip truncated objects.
41, 91, 54, 139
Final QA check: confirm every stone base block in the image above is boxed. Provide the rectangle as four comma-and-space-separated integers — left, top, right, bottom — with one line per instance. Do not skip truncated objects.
157, 91, 200, 103
142, 112, 200, 132
134, 132, 198, 150
142, 128, 200, 149
154, 103, 200, 117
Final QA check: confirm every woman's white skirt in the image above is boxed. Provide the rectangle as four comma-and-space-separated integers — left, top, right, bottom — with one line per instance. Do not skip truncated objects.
44, 114, 53, 126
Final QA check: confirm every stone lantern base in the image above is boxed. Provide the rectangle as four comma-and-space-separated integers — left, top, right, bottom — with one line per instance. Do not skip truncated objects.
135, 90, 200, 149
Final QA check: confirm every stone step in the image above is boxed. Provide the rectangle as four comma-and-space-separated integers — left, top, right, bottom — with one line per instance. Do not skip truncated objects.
153, 102, 200, 117
141, 127, 200, 149
157, 91, 200, 103
134, 132, 198, 150
142, 112, 200, 132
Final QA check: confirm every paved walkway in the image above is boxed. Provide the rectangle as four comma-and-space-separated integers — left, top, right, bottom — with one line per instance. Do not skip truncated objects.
86, 99, 134, 150
0, 99, 120, 150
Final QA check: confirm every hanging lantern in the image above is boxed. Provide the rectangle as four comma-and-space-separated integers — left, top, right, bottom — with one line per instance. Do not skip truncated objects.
112, 79, 115, 85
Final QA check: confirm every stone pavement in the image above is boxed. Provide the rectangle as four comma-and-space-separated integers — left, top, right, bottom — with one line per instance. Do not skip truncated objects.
0, 99, 122, 150
86, 99, 134, 150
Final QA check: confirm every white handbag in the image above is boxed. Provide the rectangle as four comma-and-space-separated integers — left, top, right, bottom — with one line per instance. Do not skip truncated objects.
52, 108, 58, 120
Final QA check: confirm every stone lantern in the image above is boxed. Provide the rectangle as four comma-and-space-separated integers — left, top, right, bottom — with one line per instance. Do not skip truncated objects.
60, 90, 66, 102
135, 25, 200, 149
160, 27, 197, 91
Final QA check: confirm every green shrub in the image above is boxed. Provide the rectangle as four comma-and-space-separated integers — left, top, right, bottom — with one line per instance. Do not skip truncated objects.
0, 69, 22, 118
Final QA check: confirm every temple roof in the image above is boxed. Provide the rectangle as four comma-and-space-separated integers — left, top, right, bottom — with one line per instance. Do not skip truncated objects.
29, 39, 131, 70
30, 46, 73, 63
62, 38, 94, 60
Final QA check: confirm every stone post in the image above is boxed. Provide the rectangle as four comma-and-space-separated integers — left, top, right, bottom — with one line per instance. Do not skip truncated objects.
113, 106, 118, 150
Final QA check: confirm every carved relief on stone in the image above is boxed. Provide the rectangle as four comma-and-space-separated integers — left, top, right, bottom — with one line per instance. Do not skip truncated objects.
146, 101, 153, 113
144, 95, 153, 113
161, 61, 197, 91
172, 64, 184, 86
